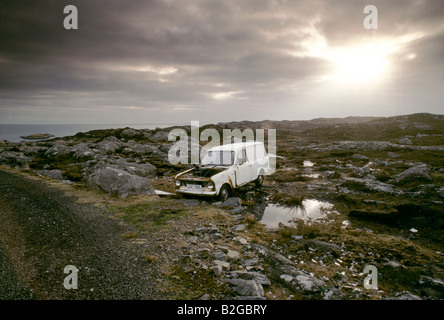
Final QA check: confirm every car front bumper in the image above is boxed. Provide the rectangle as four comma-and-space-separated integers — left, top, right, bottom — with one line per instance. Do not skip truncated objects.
175, 188, 217, 196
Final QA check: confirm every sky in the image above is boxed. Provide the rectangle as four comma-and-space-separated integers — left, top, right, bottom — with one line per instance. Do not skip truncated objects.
0, 0, 443, 124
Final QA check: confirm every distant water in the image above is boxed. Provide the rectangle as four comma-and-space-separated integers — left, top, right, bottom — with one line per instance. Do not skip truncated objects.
0, 124, 182, 143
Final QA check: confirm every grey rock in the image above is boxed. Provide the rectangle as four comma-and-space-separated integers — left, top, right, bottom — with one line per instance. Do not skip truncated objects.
391, 164, 432, 183
44, 141, 71, 157
280, 274, 293, 282
120, 128, 141, 139
199, 293, 211, 300
72, 143, 96, 159
213, 260, 230, 271
116, 159, 156, 177
229, 207, 244, 214
211, 251, 227, 261
92, 158, 156, 178
0, 151, 31, 166
95, 140, 120, 154
123, 142, 160, 155
251, 243, 294, 266
223, 278, 264, 297
387, 151, 401, 158
227, 250, 241, 261
296, 274, 324, 292
268, 264, 325, 293
243, 258, 259, 266
352, 154, 369, 160
228, 271, 271, 286
233, 224, 246, 231
235, 296, 267, 300
87, 167, 156, 199
323, 171, 338, 179
211, 265, 224, 276
102, 136, 122, 144
399, 137, 413, 145
40, 169, 64, 181
234, 236, 248, 245
337, 141, 399, 151
220, 197, 242, 208
342, 177, 398, 194
419, 275, 444, 288
323, 288, 344, 300
385, 260, 402, 268
18, 144, 47, 155
151, 131, 169, 142
303, 240, 341, 255
383, 291, 422, 300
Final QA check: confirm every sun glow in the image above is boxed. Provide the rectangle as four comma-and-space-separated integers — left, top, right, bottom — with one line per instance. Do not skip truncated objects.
324, 43, 394, 83
292, 30, 421, 85
329, 50, 388, 82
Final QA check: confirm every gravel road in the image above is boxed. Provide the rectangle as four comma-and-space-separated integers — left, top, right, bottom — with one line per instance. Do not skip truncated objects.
0, 170, 163, 300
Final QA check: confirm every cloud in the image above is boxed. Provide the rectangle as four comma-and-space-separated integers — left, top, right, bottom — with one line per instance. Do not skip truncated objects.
0, 0, 443, 124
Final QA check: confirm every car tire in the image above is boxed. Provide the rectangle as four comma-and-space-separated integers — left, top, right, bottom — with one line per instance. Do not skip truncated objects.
218, 184, 231, 202
255, 174, 264, 187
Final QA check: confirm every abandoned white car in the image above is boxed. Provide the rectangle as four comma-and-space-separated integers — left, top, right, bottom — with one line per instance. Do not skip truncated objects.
175, 141, 271, 201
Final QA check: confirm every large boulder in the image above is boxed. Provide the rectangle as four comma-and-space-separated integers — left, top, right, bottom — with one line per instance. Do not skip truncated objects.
72, 143, 96, 159
44, 140, 71, 157
391, 164, 432, 184
220, 197, 242, 208
0, 151, 31, 167
95, 140, 120, 154
91, 158, 157, 178
120, 128, 142, 139
122, 141, 160, 155
150, 130, 169, 142
114, 158, 157, 177
87, 167, 156, 199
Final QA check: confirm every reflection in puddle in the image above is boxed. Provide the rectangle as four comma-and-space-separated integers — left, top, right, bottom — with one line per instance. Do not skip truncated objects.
259, 199, 333, 229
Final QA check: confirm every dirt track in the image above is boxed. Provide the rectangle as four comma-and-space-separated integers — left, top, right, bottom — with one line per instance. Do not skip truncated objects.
0, 170, 162, 300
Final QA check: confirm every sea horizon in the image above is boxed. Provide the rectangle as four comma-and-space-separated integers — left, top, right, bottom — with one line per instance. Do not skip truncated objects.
0, 123, 185, 143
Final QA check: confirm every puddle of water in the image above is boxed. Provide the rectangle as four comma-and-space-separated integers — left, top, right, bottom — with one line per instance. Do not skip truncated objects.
259, 199, 333, 230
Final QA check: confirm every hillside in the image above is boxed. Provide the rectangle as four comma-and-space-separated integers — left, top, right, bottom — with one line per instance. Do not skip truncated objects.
1, 112, 443, 300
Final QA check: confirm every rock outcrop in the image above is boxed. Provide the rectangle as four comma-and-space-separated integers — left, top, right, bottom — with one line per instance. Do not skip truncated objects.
87, 167, 156, 199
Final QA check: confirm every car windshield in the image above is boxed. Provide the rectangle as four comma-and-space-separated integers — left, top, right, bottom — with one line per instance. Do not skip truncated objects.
201, 150, 234, 166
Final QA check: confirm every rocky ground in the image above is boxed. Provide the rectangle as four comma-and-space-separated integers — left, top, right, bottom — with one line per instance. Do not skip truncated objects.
0, 113, 443, 300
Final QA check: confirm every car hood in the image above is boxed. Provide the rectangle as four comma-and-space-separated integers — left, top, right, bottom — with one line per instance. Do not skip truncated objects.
178, 166, 228, 179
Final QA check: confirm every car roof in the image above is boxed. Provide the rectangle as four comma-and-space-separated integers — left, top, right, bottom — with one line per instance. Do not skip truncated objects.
205, 141, 264, 152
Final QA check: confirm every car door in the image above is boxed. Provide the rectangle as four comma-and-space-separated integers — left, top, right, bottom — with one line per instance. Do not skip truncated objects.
235, 148, 253, 186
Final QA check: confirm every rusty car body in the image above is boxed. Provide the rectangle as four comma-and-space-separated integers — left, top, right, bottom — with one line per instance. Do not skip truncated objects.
174, 141, 270, 201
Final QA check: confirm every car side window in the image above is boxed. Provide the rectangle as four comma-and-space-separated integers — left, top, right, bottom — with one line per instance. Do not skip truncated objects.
240, 149, 247, 165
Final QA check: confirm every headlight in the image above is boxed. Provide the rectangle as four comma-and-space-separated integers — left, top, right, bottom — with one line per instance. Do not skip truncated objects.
207, 182, 214, 189
175, 180, 181, 187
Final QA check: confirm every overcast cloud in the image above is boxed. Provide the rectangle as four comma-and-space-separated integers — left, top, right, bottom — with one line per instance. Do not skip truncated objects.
0, 0, 443, 124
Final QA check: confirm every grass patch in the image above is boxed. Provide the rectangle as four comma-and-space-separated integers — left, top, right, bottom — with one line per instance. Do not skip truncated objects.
271, 190, 306, 207
108, 198, 188, 231
168, 260, 231, 299
121, 230, 139, 239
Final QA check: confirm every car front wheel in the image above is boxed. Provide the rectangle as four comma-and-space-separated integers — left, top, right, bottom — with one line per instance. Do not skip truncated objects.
255, 174, 264, 187
218, 185, 231, 201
